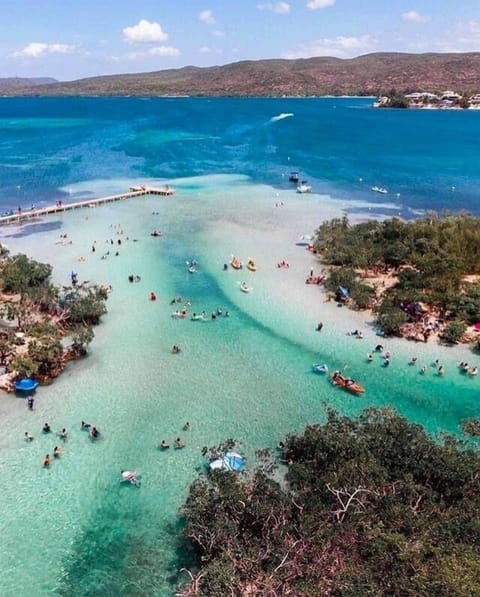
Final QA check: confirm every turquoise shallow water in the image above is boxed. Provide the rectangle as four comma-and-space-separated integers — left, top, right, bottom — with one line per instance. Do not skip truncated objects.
0, 99, 479, 595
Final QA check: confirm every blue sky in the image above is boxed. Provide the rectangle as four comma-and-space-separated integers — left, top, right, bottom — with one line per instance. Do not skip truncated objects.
1, 1, 479, 81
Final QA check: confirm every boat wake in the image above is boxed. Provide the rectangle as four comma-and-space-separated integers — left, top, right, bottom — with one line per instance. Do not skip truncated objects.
270, 113, 294, 123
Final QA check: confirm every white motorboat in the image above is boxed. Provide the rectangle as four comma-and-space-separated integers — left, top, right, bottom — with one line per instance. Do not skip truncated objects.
296, 234, 313, 246
297, 181, 312, 193
239, 282, 252, 293
371, 186, 388, 194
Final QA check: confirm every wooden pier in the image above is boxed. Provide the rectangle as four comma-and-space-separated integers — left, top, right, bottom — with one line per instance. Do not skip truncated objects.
0, 185, 175, 226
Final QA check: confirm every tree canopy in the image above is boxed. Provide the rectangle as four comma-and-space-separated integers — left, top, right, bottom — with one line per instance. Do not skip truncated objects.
179, 409, 480, 596
313, 214, 480, 336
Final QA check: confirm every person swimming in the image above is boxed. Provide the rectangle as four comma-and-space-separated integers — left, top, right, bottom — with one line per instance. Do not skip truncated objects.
183, 422, 190, 431
59, 428, 68, 440
160, 440, 170, 449
42, 423, 51, 433
174, 437, 185, 449
43, 454, 52, 467
24, 431, 33, 441
150, 292, 157, 301
81, 421, 91, 430
53, 446, 62, 458
89, 426, 100, 440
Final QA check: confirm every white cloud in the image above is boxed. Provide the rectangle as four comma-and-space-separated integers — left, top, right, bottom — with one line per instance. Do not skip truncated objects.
199, 46, 212, 53
127, 46, 180, 60
212, 30, 226, 37
306, 0, 335, 9
401, 19, 480, 53
283, 35, 377, 59
402, 11, 431, 23
199, 10, 216, 25
257, 2, 291, 14
13, 42, 75, 58
123, 19, 168, 44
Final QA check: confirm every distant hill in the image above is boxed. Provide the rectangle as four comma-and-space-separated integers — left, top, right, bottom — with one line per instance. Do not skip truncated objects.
3, 53, 480, 97
0, 77, 57, 92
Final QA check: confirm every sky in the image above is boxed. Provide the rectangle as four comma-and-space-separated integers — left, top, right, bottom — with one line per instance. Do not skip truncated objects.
1, 1, 479, 81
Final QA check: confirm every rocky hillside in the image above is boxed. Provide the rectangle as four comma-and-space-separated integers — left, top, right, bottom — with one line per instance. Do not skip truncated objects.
4, 53, 480, 97
0, 77, 57, 91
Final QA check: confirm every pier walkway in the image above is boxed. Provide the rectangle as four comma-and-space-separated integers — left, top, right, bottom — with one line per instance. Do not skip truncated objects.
0, 185, 175, 226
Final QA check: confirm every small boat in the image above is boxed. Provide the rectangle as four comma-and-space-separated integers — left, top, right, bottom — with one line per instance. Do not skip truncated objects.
247, 259, 257, 272
230, 257, 243, 270
330, 371, 365, 394
188, 265, 197, 274
239, 282, 252, 293
312, 364, 328, 374
289, 171, 299, 183
209, 451, 245, 472
371, 186, 388, 194
150, 230, 162, 237
296, 234, 313, 246
14, 378, 39, 393
297, 181, 312, 193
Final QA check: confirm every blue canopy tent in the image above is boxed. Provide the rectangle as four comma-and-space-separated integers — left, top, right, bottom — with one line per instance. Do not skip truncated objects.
209, 451, 246, 472
223, 451, 245, 472
14, 378, 39, 393
338, 285, 350, 298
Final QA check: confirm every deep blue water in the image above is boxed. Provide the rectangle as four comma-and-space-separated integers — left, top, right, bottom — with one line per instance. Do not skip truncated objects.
0, 97, 479, 215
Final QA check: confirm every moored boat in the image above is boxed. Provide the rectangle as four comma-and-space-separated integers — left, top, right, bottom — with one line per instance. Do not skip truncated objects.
312, 364, 328, 374
330, 371, 365, 394
371, 186, 388, 194
296, 234, 313, 246
14, 377, 39, 393
247, 258, 257, 271
289, 171, 299, 183
297, 181, 312, 193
